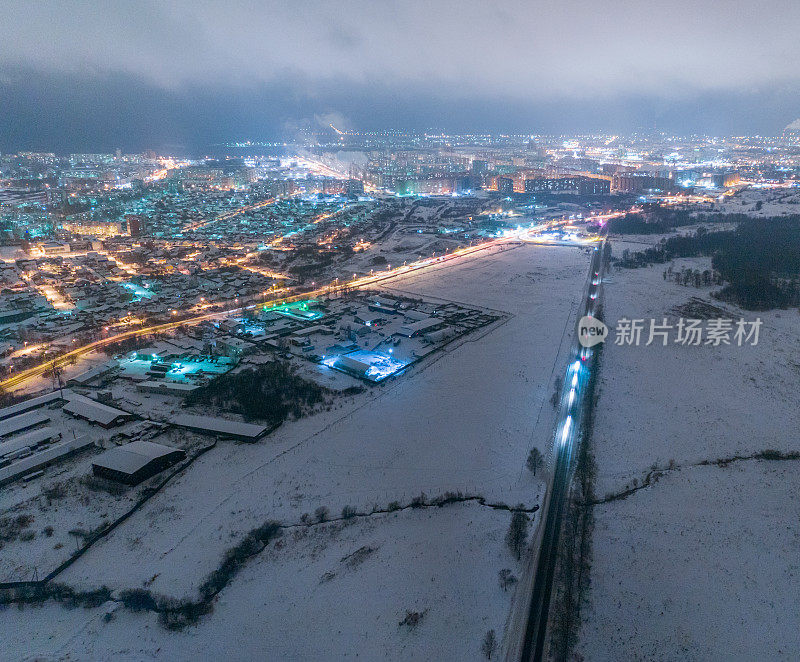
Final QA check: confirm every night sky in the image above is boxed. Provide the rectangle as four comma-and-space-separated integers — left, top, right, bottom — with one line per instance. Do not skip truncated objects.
2, 0, 799, 152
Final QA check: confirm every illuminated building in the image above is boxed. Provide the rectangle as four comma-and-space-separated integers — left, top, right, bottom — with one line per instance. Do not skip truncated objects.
60, 220, 126, 238
524, 176, 610, 195
611, 173, 675, 194
125, 215, 145, 236
346, 179, 365, 196
471, 159, 489, 175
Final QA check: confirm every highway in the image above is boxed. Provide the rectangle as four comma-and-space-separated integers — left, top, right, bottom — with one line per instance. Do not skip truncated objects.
514, 240, 605, 662
0, 215, 607, 393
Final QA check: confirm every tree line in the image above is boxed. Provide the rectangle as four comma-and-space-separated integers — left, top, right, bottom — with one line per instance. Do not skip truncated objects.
615, 217, 800, 309
606, 208, 748, 235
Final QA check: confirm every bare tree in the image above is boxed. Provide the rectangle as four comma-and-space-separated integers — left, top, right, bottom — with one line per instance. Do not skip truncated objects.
526, 448, 544, 476
482, 629, 497, 660
51, 359, 64, 397
505, 510, 529, 560
550, 375, 562, 407
498, 568, 517, 592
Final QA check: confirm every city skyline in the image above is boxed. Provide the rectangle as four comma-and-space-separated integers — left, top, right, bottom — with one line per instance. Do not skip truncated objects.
2, 4, 800, 661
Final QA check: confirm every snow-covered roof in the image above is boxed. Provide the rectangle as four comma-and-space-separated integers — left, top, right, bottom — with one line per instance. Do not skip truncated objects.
354, 311, 383, 324
66, 361, 117, 385
169, 413, 268, 440
334, 355, 371, 376
63, 393, 132, 427
0, 427, 57, 457
396, 318, 442, 337
0, 391, 63, 421
0, 435, 93, 487
291, 324, 331, 337
0, 410, 50, 438
93, 440, 184, 475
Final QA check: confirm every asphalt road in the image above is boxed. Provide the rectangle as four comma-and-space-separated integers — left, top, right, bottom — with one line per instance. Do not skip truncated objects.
0, 238, 502, 392
518, 241, 605, 662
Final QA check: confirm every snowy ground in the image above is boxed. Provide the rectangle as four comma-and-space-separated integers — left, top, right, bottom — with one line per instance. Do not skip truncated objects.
579, 461, 800, 662
593, 249, 799, 496
0, 421, 206, 584
715, 186, 800, 217
1, 242, 591, 661
575, 246, 800, 661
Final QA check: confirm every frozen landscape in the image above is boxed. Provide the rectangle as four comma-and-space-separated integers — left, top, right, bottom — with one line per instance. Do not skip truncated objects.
4, 4, 800, 658
575, 240, 800, 661
1, 242, 591, 661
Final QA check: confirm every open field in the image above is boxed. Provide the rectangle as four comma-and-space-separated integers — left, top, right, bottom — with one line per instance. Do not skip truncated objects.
575, 247, 800, 661
1, 243, 590, 661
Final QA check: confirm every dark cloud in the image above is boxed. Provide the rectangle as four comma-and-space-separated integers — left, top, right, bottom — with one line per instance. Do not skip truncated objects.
1, 0, 799, 150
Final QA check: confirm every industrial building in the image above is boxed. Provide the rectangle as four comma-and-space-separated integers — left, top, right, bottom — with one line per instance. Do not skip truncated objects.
396, 318, 443, 337
92, 440, 186, 485
62, 393, 134, 428
169, 413, 269, 441
0, 435, 93, 486
524, 175, 611, 196
0, 410, 51, 438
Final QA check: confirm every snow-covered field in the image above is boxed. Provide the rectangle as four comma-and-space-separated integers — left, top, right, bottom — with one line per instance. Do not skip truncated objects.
1, 242, 591, 661
593, 248, 799, 495
579, 461, 800, 662
576, 246, 800, 661
715, 186, 800, 217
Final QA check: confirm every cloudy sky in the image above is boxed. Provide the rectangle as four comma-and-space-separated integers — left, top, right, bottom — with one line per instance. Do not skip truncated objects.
2, 0, 799, 152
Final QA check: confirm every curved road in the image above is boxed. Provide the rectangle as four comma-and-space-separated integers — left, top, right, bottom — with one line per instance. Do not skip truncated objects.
1, 239, 504, 392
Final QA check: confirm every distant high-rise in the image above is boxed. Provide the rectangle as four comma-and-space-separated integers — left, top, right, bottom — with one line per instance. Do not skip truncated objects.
471, 159, 489, 176
525, 176, 610, 196
125, 215, 145, 236
497, 176, 514, 194
346, 179, 365, 196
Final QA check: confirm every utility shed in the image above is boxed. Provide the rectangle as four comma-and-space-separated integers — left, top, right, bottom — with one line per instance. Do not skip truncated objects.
92, 440, 186, 485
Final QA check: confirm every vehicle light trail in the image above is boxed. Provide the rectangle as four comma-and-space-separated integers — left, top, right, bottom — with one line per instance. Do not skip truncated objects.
0, 237, 506, 392
559, 416, 573, 445
517, 239, 606, 662
185, 197, 276, 231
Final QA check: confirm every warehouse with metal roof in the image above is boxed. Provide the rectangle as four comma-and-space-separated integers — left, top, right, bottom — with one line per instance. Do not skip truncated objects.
0, 391, 63, 421
0, 427, 60, 461
169, 413, 269, 441
63, 393, 134, 428
0, 410, 51, 438
92, 440, 186, 485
